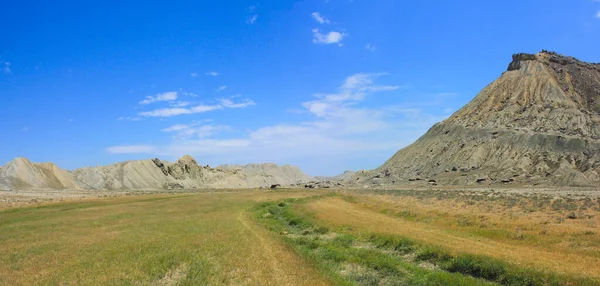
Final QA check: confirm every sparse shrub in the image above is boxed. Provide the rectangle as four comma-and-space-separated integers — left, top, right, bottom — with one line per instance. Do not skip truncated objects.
314, 226, 329, 234
333, 234, 355, 248
457, 216, 474, 227
415, 246, 450, 262
443, 255, 506, 282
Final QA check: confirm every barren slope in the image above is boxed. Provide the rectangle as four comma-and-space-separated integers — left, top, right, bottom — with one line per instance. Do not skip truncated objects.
355, 51, 600, 186
0, 157, 80, 190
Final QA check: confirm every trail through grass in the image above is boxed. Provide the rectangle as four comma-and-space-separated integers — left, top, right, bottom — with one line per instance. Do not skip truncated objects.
253, 195, 599, 285
0, 190, 327, 285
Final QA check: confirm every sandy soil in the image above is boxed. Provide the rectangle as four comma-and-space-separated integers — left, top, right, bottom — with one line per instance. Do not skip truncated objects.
2, 185, 600, 209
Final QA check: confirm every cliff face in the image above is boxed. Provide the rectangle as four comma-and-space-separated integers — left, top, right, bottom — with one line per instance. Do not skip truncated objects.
355, 51, 600, 186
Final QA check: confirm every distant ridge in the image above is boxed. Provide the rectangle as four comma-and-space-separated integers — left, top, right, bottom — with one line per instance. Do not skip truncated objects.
0, 155, 314, 190
316, 170, 356, 181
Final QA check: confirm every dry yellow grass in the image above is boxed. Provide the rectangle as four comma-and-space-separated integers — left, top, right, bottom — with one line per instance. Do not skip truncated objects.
0, 190, 329, 285
299, 194, 600, 280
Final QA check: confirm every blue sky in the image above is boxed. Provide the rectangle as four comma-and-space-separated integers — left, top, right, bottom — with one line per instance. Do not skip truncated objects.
1, 0, 599, 176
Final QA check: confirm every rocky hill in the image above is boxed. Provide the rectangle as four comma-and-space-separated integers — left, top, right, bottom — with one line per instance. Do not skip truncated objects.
354, 51, 600, 186
0, 157, 81, 190
316, 170, 356, 182
217, 163, 314, 187
0, 155, 312, 191
71, 156, 314, 190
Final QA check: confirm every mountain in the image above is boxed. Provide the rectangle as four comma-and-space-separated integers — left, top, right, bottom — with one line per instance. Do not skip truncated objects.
354, 51, 600, 186
217, 163, 314, 187
316, 170, 356, 181
0, 155, 314, 191
69, 155, 313, 190
0, 157, 81, 190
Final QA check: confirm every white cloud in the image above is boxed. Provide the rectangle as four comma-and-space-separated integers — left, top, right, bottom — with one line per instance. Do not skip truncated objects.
21, 127, 28, 131
190, 72, 199, 78
162, 123, 230, 140
3, 62, 11, 75
68, 119, 74, 122
247, 14, 258, 24
139, 104, 223, 117
118, 116, 142, 121
365, 43, 377, 52
138, 97, 255, 117
181, 92, 198, 97
139, 92, 178, 105
169, 101, 192, 107
205, 71, 219, 77
220, 98, 256, 108
216, 85, 227, 92
107, 145, 157, 154
312, 29, 346, 46
312, 12, 330, 24
106, 73, 448, 175
597, 10, 600, 18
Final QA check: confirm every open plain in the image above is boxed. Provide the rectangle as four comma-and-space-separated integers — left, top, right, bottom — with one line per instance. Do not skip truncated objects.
1, 187, 599, 285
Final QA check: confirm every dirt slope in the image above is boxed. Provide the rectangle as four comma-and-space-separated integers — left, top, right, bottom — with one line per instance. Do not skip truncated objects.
354, 51, 600, 186
0, 157, 81, 190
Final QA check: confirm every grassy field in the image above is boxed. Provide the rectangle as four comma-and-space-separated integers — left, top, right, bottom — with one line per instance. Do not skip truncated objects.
0, 190, 327, 285
1, 188, 599, 285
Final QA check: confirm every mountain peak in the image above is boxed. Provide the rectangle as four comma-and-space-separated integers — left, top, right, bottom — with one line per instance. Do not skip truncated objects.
356, 51, 600, 187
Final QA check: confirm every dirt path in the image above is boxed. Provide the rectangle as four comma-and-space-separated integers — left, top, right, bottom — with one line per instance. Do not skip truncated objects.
237, 210, 329, 285
302, 197, 600, 279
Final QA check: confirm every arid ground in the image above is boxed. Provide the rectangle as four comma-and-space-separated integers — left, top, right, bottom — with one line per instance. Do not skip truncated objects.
1, 188, 599, 285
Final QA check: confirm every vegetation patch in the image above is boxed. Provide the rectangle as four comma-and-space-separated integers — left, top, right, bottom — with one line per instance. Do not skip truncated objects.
254, 197, 599, 285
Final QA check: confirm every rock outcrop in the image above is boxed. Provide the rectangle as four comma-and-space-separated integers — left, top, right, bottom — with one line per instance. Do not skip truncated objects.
354, 51, 600, 186
69, 155, 313, 190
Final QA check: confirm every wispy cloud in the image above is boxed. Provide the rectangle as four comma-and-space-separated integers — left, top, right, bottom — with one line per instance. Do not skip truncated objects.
220, 98, 256, 108
205, 71, 219, 77
190, 72, 199, 78
107, 73, 449, 175
312, 12, 330, 24
365, 43, 377, 52
3, 62, 11, 75
247, 14, 258, 24
139, 91, 178, 105
312, 29, 346, 46
118, 116, 142, 121
216, 85, 227, 92
162, 123, 230, 140
596, 10, 600, 18
169, 101, 192, 107
139, 104, 223, 117
138, 97, 255, 118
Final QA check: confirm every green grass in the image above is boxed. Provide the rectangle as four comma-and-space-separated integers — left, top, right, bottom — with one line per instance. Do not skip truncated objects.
254, 198, 600, 286
0, 191, 328, 285
254, 199, 495, 285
